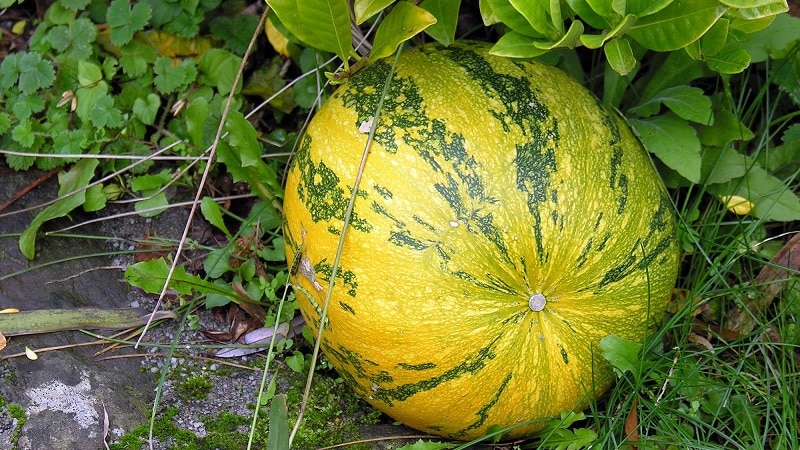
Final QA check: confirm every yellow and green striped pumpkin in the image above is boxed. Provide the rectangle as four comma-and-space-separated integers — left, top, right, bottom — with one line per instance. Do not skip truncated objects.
283, 41, 679, 440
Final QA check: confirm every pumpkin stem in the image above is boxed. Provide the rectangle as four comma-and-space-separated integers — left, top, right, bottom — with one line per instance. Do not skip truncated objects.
528, 293, 546, 312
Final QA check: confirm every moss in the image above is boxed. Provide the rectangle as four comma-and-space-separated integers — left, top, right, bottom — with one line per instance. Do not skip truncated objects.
111, 369, 385, 449
0, 397, 28, 450
175, 373, 214, 401
257, 371, 382, 450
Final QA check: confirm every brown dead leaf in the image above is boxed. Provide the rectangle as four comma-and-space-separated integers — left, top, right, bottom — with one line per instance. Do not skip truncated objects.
688, 332, 715, 354
0, 331, 6, 351
727, 233, 800, 335
625, 397, 639, 448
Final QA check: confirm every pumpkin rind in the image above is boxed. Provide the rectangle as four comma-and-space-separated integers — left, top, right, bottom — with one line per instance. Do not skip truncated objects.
283, 41, 679, 440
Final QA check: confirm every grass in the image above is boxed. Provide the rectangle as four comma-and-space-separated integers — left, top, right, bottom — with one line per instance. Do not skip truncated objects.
1, 1, 798, 449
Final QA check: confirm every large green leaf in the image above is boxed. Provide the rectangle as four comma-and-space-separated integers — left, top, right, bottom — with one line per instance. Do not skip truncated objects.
701, 146, 750, 185
353, 0, 394, 24
719, 0, 785, 7
705, 45, 751, 74
486, 0, 544, 37
630, 114, 702, 183
708, 165, 800, 222
564, 0, 611, 29
624, 0, 674, 16
600, 335, 642, 378
604, 37, 636, 76
19, 158, 99, 259
740, 14, 800, 63
219, 111, 283, 202
371, 2, 436, 61
267, 0, 354, 66
509, 0, 556, 38
580, 14, 636, 49
268, 395, 290, 450
489, 31, 549, 58
420, 0, 460, 45
630, 85, 713, 124
626, 0, 727, 51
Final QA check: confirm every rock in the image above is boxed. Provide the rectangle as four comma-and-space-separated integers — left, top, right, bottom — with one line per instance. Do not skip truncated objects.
0, 165, 171, 449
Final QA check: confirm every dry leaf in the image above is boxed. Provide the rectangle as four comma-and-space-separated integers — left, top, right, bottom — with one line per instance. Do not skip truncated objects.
0, 332, 6, 351
25, 346, 38, 360
688, 332, 715, 354
102, 403, 110, 450
727, 233, 800, 334
625, 397, 639, 448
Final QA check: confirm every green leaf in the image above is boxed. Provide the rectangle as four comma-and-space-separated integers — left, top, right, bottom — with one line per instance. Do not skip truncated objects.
420, 0, 460, 46
486, 0, 544, 37
209, 15, 260, 56
599, 335, 642, 378
11, 119, 35, 148
125, 258, 239, 300
509, 0, 556, 39
354, 0, 394, 24
131, 170, 171, 191
75, 83, 109, 125
184, 96, 209, 148
630, 86, 712, 124
11, 93, 45, 120
719, 0, 784, 8
267, 0, 354, 67
532, 20, 585, 50
119, 40, 156, 77
83, 184, 107, 212
396, 439, 455, 450
200, 197, 232, 238
267, 395, 290, 450
134, 192, 169, 217
770, 50, 800, 106
701, 146, 749, 185
19, 158, 99, 260
17, 52, 55, 94
77, 59, 103, 86
604, 37, 636, 76
489, 31, 548, 58
626, 0, 726, 51
630, 114, 702, 183
756, 126, 800, 174
564, 0, 611, 29
52, 129, 88, 161
685, 17, 728, 59
541, 427, 598, 449
89, 95, 124, 129
0, 113, 10, 134
154, 57, 196, 94
198, 49, 240, 94
219, 112, 284, 202
107, 0, 152, 47
132, 93, 160, 125
736, 9, 800, 62
708, 165, 800, 221
371, 2, 437, 61
61, 0, 91, 10
580, 14, 636, 49
696, 107, 753, 147
204, 247, 233, 278
46, 18, 96, 60
705, 46, 751, 74
624, 0, 674, 16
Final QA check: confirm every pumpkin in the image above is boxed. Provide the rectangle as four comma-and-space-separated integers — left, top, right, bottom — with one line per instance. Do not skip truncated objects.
282, 41, 679, 440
